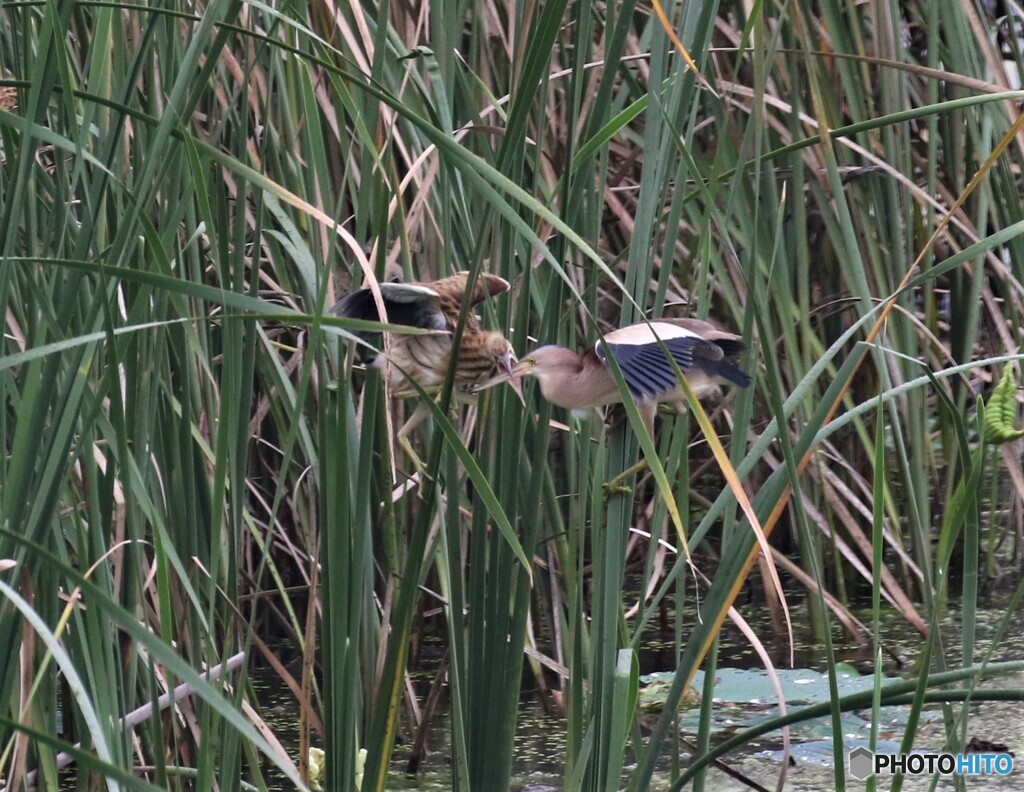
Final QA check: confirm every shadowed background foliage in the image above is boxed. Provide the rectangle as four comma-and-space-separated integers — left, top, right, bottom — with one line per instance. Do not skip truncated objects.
1, 0, 1024, 789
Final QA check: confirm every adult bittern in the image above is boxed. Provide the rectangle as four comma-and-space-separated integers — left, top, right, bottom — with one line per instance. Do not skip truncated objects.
476, 317, 751, 437
333, 271, 523, 459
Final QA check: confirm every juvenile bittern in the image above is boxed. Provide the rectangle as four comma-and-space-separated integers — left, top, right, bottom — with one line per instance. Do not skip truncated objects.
333, 271, 522, 461
476, 317, 750, 437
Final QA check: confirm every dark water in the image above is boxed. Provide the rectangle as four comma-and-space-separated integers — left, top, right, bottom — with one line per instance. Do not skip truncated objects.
252, 583, 1024, 790
51, 580, 1022, 790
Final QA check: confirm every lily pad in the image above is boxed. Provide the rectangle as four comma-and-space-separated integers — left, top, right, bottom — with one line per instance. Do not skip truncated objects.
639, 667, 941, 740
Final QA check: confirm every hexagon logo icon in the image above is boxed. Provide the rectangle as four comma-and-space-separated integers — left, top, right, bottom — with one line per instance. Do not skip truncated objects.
849, 746, 875, 780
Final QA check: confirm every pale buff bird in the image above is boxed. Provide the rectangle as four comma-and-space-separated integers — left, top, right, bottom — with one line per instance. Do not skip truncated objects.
476, 317, 750, 436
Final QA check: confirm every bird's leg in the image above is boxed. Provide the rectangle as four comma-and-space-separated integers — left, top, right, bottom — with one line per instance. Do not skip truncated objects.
394, 388, 479, 474
397, 435, 425, 473
639, 402, 656, 440
396, 401, 431, 472
388, 401, 436, 504
395, 390, 468, 472
602, 403, 656, 496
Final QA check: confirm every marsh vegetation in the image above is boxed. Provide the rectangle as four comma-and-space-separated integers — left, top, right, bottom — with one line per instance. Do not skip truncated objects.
2, 0, 1024, 789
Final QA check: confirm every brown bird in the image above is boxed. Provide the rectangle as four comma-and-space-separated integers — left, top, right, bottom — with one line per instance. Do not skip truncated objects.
333, 271, 523, 459
475, 317, 751, 437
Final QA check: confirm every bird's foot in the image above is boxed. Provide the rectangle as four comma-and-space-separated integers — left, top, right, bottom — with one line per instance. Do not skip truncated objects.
602, 481, 632, 498
601, 459, 650, 497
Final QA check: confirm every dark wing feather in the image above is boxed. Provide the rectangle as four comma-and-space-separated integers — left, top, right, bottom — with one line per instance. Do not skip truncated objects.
331, 283, 446, 332
600, 336, 709, 399
615, 357, 669, 399
687, 337, 750, 386
664, 336, 703, 370
692, 358, 752, 387
656, 317, 747, 361
626, 346, 682, 395
666, 336, 753, 387
698, 337, 745, 359
627, 318, 752, 389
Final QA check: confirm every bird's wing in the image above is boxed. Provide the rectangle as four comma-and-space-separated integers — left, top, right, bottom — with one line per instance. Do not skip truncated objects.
691, 357, 752, 388
428, 272, 511, 330
602, 320, 704, 346
331, 282, 447, 331
435, 271, 510, 305
595, 323, 700, 400
656, 317, 746, 360
597, 321, 753, 398
643, 319, 751, 387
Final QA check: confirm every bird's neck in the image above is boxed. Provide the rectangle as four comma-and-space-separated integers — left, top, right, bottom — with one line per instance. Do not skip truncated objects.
541, 350, 621, 409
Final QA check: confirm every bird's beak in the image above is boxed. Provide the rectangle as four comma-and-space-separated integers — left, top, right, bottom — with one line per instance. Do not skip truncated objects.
473, 352, 527, 404
499, 350, 526, 405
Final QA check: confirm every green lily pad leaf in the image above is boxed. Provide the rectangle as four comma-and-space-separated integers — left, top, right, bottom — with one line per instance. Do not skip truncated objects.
639, 668, 941, 739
